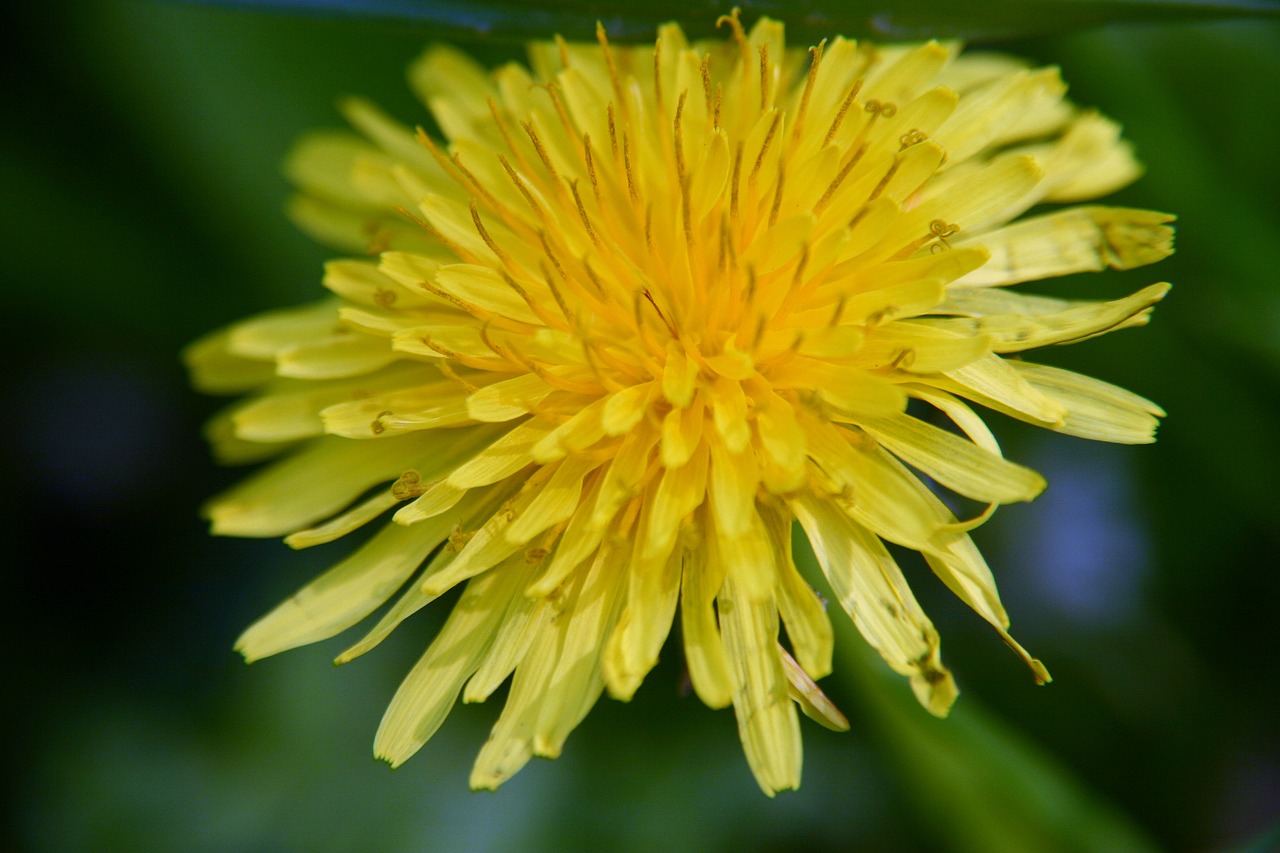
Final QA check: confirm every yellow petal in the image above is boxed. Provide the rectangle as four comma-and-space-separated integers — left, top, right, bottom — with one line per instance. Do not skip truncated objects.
532, 545, 628, 758
602, 520, 683, 700
338, 488, 511, 663
466, 373, 555, 422
601, 382, 653, 436
680, 526, 733, 709
661, 396, 705, 469
643, 445, 708, 560
276, 333, 396, 380
931, 283, 1170, 354
435, 264, 543, 325
939, 353, 1067, 424
955, 206, 1175, 287
779, 645, 848, 732
791, 493, 957, 717
706, 436, 760, 538
284, 491, 398, 549
183, 328, 275, 395
718, 576, 802, 797
861, 412, 1046, 503
801, 417, 944, 554
468, 604, 561, 789
505, 454, 601, 545
861, 321, 991, 375
662, 343, 700, 407
764, 506, 833, 679
374, 559, 536, 768
1012, 361, 1164, 444
236, 501, 459, 662
206, 434, 434, 537
447, 419, 548, 487
464, 558, 552, 702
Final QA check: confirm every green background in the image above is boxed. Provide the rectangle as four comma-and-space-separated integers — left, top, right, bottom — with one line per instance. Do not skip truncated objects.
4, 2, 1279, 850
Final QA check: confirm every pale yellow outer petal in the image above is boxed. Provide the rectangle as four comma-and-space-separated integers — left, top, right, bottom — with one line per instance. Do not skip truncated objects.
719, 576, 802, 797
375, 558, 540, 768
955, 207, 1175, 287
791, 493, 957, 717
235, 502, 458, 662
861, 412, 1046, 504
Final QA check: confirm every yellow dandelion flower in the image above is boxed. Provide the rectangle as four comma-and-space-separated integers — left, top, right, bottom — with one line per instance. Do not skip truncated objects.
188, 12, 1173, 795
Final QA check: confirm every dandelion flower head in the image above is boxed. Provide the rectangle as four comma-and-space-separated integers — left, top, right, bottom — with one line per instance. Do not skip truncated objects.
187, 12, 1173, 794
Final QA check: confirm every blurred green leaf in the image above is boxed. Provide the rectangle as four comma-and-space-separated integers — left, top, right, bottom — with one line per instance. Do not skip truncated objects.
791, 535, 1158, 853
179, 0, 1280, 42
832, 622, 1160, 853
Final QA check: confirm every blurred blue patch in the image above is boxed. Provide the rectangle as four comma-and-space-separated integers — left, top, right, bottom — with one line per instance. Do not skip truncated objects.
1013, 439, 1151, 629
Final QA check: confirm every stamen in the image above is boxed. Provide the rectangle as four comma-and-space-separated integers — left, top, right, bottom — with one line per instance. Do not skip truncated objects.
758, 44, 772, 113
437, 361, 479, 392
596, 21, 626, 111
538, 259, 577, 324
653, 37, 665, 118
790, 41, 825, 150
632, 290, 668, 357
847, 203, 872, 230
681, 174, 695, 252
414, 127, 472, 193
730, 141, 744, 224
750, 312, 768, 352
929, 219, 960, 253
607, 102, 620, 163
500, 270, 563, 328
421, 337, 512, 372
700, 54, 714, 115
749, 111, 781, 184
509, 347, 602, 395
717, 211, 731, 273
391, 470, 430, 500
392, 204, 438, 240
535, 82, 579, 153
899, 128, 928, 150
813, 155, 858, 216
867, 157, 903, 203
622, 131, 638, 201
450, 151, 502, 212
486, 97, 528, 171
556, 34, 571, 69
640, 286, 680, 338
586, 333, 649, 381
419, 280, 486, 317
716, 8, 749, 60
569, 179, 601, 247
537, 230, 570, 284
477, 321, 504, 357
673, 90, 689, 183
865, 98, 898, 119
447, 523, 475, 552
580, 336, 628, 391
790, 243, 810, 290
470, 200, 516, 268
371, 410, 393, 435
582, 133, 602, 203
829, 294, 847, 327
768, 161, 786, 228
823, 80, 863, 148
497, 154, 545, 218
521, 120, 563, 187
581, 257, 607, 296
